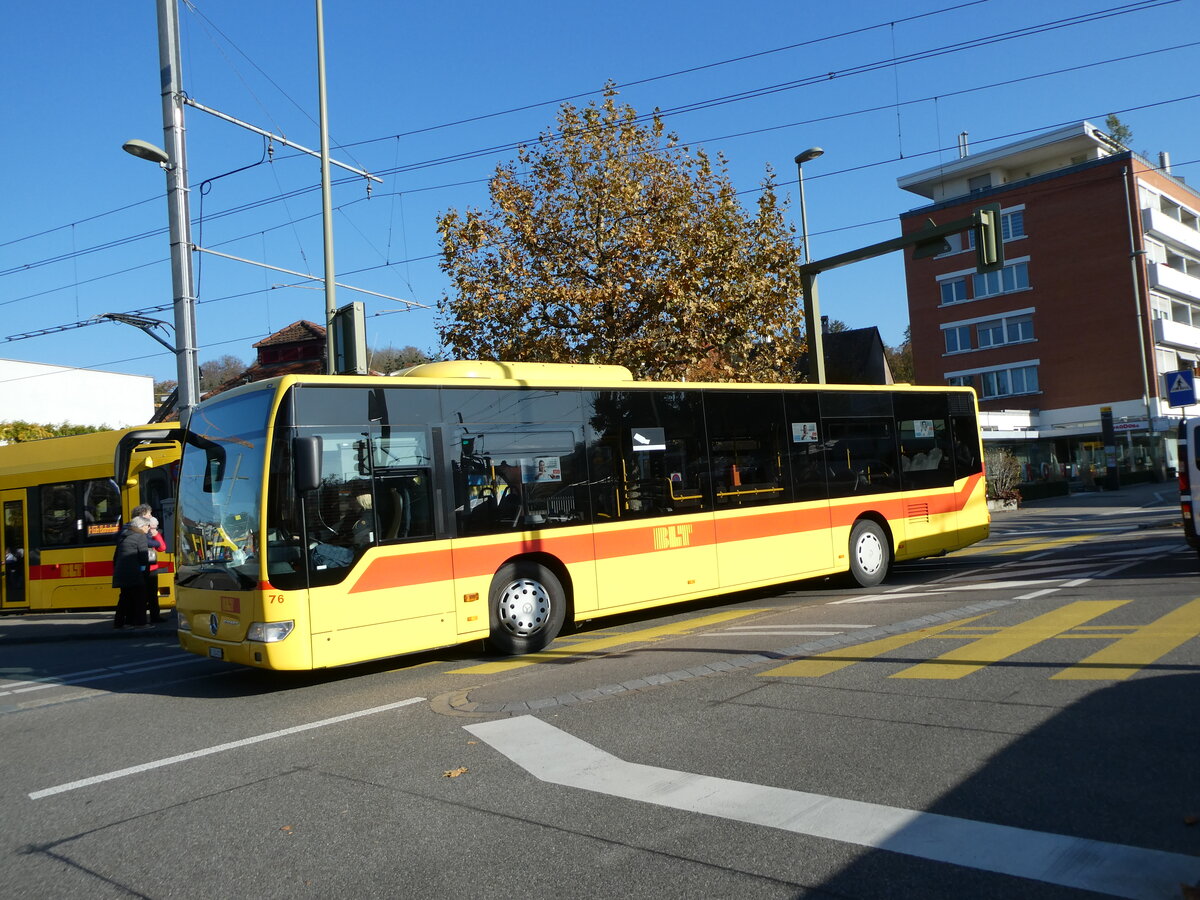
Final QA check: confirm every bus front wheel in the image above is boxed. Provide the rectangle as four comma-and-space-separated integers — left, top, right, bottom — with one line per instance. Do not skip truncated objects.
847, 520, 889, 587
486, 561, 566, 655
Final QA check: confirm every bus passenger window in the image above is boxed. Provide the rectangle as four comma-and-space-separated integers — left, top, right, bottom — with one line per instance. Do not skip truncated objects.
377, 471, 434, 542
40, 483, 77, 547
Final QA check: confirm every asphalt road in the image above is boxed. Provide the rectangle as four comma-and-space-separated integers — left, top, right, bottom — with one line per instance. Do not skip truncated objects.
3, 482, 1198, 899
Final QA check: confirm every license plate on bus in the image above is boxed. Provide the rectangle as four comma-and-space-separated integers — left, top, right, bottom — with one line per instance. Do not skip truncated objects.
208, 647, 224, 659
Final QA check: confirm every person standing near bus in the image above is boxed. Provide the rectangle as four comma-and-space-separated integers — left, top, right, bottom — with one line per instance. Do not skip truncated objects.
144, 516, 167, 624
112, 516, 152, 629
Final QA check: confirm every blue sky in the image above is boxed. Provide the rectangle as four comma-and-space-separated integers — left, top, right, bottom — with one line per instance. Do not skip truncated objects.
3, 0, 1199, 386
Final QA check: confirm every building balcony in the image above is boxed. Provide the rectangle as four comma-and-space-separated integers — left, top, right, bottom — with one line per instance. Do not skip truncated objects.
1149, 262, 1200, 301
1143, 207, 1200, 254
1153, 315, 1200, 351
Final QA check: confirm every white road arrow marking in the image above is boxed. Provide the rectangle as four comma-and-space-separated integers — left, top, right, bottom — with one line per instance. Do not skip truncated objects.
466, 715, 1198, 900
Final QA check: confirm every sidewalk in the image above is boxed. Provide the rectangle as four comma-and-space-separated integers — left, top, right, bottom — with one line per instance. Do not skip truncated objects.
997, 479, 1178, 516
0, 611, 175, 646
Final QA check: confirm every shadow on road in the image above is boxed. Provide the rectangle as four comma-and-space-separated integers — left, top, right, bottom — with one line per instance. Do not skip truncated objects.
814, 672, 1200, 898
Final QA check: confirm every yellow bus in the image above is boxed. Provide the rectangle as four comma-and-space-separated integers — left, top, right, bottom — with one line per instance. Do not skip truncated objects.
1, 425, 181, 612
174, 362, 988, 670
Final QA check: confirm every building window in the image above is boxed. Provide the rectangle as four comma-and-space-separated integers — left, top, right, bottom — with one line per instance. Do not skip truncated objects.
973, 262, 1030, 298
976, 313, 1034, 348
1006, 314, 1033, 343
1159, 194, 1200, 233
947, 375, 973, 388
944, 325, 971, 353
1001, 209, 1025, 241
977, 319, 1004, 348
980, 364, 1039, 399
968, 174, 992, 193
940, 278, 968, 305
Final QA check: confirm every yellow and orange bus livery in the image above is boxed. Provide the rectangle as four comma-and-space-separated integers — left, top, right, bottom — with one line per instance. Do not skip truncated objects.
174, 362, 988, 670
1, 425, 181, 611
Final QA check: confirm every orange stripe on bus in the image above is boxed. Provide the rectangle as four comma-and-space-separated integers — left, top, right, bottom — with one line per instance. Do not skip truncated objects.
347, 474, 983, 594
349, 549, 455, 593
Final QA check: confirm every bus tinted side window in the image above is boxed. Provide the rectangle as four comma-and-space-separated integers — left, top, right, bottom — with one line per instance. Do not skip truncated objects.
586, 390, 709, 519
82, 479, 122, 541
784, 391, 828, 500
893, 393, 955, 490
949, 392, 983, 479
444, 387, 587, 535
703, 390, 791, 508
821, 391, 900, 498
40, 483, 76, 547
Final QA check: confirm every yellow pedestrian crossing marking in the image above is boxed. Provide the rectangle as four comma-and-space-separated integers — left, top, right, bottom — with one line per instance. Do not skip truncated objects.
448, 609, 767, 675
952, 532, 1105, 557
890, 601, 1128, 679
758, 615, 991, 678
760, 600, 1200, 682
1052, 597, 1200, 681
997, 534, 1105, 555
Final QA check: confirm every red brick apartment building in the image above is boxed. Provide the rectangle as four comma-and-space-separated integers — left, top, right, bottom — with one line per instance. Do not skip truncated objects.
897, 121, 1200, 485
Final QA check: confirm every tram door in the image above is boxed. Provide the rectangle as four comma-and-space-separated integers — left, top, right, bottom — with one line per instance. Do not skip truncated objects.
2, 493, 27, 608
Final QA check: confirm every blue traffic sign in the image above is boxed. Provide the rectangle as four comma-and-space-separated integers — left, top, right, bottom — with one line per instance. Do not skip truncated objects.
1166, 368, 1196, 407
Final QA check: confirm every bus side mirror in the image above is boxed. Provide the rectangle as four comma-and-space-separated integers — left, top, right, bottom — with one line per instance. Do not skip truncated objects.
184, 431, 226, 493
294, 436, 323, 493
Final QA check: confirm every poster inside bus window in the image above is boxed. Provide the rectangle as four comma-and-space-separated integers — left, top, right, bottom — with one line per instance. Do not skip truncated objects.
791, 422, 818, 443
523, 457, 562, 483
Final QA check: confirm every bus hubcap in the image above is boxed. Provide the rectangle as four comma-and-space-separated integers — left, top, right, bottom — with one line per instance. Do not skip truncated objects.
856, 534, 883, 573
497, 578, 551, 636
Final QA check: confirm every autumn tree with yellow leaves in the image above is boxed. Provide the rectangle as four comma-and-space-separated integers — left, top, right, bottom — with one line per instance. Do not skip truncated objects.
436, 89, 809, 382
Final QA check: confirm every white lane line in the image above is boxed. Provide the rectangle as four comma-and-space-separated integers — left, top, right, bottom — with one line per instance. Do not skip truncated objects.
1013, 589, 1059, 601
467, 716, 1198, 900
29, 696, 425, 800
0, 656, 206, 696
828, 592, 941, 604
830, 579, 1065, 605
701, 630, 847, 637
989, 526, 1130, 537
720, 628, 873, 633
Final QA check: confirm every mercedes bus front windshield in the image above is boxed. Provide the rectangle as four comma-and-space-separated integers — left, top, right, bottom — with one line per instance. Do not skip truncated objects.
176, 389, 274, 592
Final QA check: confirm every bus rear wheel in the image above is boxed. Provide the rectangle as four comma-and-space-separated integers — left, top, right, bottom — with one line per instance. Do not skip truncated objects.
847, 520, 889, 587
486, 561, 566, 655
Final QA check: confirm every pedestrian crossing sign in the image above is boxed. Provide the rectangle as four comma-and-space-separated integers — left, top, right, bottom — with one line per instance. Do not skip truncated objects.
1165, 368, 1196, 407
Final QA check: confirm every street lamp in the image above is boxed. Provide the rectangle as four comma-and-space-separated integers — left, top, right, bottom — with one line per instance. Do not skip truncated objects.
794, 147, 824, 264
795, 147, 825, 383
123, 134, 200, 425
121, 139, 169, 167
121, 0, 201, 426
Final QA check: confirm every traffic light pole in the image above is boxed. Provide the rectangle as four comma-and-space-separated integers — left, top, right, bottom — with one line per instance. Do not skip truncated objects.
798, 205, 1001, 383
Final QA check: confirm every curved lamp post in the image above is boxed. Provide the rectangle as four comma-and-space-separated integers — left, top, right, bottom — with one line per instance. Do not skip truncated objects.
795, 147, 825, 382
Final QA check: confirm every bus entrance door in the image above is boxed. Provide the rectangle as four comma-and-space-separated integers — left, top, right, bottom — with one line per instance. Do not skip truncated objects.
2, 492, 27, 608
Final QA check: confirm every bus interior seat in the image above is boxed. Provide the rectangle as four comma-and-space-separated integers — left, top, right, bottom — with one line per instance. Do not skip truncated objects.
383, 484, 411, 540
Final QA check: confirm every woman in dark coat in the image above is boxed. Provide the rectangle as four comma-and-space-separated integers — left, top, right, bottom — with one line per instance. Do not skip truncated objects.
112, 516, 151, 628
144, 517, 168, 624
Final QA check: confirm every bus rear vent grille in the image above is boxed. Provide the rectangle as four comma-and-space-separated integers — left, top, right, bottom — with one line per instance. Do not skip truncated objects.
907, 503, 930, 523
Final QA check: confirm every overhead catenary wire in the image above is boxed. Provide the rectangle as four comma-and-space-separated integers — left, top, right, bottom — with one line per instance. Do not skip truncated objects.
6, 32, 1196, 298
0, 0, 1176, 263
6, 69, 1196, 320
2, 0, 1192, 367
0, 0, 994, 254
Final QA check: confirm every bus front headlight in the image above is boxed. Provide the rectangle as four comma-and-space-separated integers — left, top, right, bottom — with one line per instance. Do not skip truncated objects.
247, 620, 295, 643
177, 612, 191, 632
